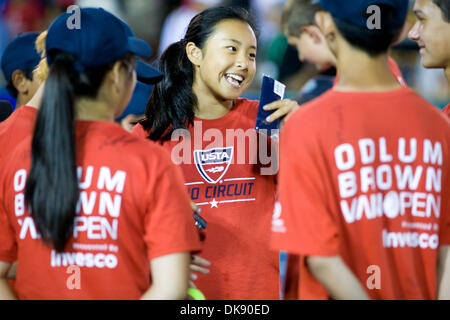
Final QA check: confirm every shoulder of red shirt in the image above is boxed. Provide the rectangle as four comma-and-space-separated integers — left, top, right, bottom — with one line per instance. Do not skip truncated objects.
131, 97, 259, 136
443, 103, 450, 117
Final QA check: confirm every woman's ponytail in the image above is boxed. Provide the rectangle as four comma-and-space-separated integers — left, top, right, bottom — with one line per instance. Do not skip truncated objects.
142, 41, 197, 142
25, 51, 133, 252
25, 53, 79, 252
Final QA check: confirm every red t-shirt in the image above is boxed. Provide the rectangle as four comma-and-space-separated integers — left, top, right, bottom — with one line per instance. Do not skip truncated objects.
0, 121, 201, 299
0, 105, 37, 291
133, 98, 280, 300
0, 106, 37, 166
443, 104, 450, 117
271, 87, 450, 300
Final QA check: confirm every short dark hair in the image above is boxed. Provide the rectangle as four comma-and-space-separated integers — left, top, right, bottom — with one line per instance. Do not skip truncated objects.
281, 0, 323, 37
5, 69, 34, 98
433, 0, 450, 22
333, 4, 403, 56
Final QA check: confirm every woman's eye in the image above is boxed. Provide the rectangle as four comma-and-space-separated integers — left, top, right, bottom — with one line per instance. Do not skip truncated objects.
227, 46, 237, 52
249, 53, 256, 59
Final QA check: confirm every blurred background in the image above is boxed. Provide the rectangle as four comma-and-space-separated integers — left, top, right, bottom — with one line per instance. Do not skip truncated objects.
0, 0, 448, 109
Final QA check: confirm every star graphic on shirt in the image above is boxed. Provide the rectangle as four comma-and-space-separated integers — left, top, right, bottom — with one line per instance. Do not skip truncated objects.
210, 198, 219, 208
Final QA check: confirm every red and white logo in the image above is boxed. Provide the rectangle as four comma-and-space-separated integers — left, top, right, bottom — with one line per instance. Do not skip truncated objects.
194, 147, 233, 184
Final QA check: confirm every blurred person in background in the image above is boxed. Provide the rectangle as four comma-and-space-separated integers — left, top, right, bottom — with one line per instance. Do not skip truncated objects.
281, 0, 406, 105
117, 81, 153, 132
0, 32, 41, 108
281, 0, 336, 104
158, 0, 223, 56
1, 0, 46, 35
75, 0, 125, 19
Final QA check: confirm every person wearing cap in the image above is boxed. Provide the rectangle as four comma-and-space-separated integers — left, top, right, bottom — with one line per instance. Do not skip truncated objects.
271, 0, 450, 299
0, 33, 41, 109
114, 18, 162, 132
408, 0, 450, 116
116, 82, 153, 132
0, 8, 201, 300
0, 31, 47, 192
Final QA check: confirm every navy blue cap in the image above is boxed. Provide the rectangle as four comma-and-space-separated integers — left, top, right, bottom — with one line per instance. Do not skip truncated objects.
319, 0, 408, 29
1, 32, 40, 82
116, 81, 153, 121
119, 19, 163, 84
135, 60, 163, 84
46, 8, 152, 71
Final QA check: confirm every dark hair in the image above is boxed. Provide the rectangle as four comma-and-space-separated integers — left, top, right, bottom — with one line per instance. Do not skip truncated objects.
25, 51, 135, 252
281, 0, 323, 37
6, 69, 34, 98
140, 6, 258, 142
433, 0, 450, 22
332, 4, 404, 56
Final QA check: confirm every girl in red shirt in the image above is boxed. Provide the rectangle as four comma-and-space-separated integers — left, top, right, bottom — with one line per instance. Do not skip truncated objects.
133, 6, 298, 299
0, 8, 200, 300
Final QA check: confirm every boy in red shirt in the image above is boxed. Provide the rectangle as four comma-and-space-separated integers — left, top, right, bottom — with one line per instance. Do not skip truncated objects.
272, 0, 450, 299
277, 0, 408, 300
408, 0, 450, 116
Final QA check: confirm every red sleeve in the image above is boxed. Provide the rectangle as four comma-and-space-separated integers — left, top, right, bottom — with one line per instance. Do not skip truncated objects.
440, 192, 450, 245
442, 104, 450, 118
131, 123, 148, 139
0, 114, 13, 167
0, 173, 17, 262
439, 137, 450, 245
271, 109, 339, 256
143, 155, 201, 260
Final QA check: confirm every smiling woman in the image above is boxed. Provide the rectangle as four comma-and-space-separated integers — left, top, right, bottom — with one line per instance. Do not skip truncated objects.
188, 19, 257, 114
140, 6, 260, 142
133, 6, 299, 300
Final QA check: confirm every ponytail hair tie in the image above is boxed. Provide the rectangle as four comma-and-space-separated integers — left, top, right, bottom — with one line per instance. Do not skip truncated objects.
53, 53, 84, 72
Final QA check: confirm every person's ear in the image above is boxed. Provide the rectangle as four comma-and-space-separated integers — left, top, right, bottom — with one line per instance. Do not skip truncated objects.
302, 25, 322, 43
186, 42, 203, 67
315, 11, 336, 42
110, 61, 123, 93
11, 70, 28, 94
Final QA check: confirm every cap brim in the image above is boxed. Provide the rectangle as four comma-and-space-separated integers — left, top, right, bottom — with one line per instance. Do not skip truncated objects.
128, 37, 152, 58
116, 81, 154, 121
136, 60, 164, 84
